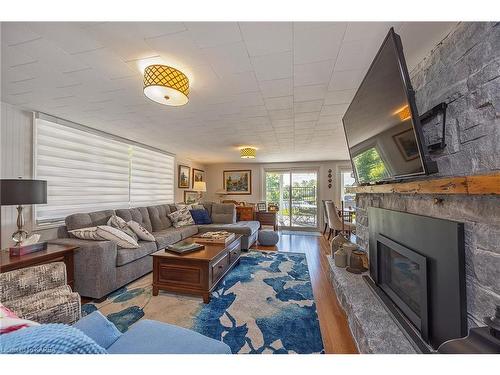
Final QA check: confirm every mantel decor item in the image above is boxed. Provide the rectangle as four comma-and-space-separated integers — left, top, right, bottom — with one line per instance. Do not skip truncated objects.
143, 64, 189, 106
223, 170, 251, 195
346, 250, 368, 274
0, 178, 47, 247
178, 165, 190, 188
334, 247, 347, 268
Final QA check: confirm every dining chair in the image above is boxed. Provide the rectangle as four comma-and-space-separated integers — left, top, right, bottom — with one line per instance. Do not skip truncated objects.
325, 200, 356, 240
322, 200, 331, 235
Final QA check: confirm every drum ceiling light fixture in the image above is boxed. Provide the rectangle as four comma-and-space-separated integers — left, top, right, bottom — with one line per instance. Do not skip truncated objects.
143, 64, 189, 106
240, 147, 257, 159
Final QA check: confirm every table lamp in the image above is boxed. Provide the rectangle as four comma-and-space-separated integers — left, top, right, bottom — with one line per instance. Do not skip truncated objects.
192, 181, 207, 202
1, 178, 47, 246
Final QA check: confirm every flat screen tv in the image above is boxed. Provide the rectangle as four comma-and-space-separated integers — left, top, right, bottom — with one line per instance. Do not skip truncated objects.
342, 28, 436, 185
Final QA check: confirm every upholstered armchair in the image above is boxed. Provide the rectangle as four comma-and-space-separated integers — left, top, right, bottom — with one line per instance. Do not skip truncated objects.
0, 262, 81, 325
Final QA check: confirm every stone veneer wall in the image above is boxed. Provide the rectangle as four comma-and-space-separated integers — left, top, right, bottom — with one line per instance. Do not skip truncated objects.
355, 22, 500, 327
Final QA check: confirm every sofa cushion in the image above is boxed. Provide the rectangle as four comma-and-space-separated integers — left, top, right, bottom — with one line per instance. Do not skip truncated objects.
97, 226, 139, 249
153, 228, 183, 249
200, 201, 213, 217
107, 319, 231, 354
116, 241, 157, 267
66, 210, 115, 232
190, 209, 212, 225
115, 207, 153, 233
0, 323, 107, 354
178, 225, 198, 239
127, 220, 155, 242
68, 226, 104, 241
107, 215, 138, 241
74, 311, 122, 350
147, 205, 172, 232
211, 203, 236, 224
198, 221, 260, 237
168, 206, 194, 228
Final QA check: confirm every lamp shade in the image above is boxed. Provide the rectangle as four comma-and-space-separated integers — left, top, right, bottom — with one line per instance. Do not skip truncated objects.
143, 64, 189, 106
1, 179, 47, 206
240, 147, 256, 159
192, 181, 207, 192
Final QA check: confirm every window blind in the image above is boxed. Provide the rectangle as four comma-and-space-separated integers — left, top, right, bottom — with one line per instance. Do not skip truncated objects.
130, 146, 175, 207
34, 116, 175, 225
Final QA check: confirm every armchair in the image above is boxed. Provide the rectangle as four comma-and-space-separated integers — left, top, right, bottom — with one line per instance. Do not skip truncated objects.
0, 262, 81, 325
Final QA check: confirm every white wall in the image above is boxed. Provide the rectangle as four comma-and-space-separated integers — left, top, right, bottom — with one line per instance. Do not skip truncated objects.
205, 160, 352, 228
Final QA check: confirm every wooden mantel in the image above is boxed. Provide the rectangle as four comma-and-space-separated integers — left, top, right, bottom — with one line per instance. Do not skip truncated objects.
348, 173, 500, 195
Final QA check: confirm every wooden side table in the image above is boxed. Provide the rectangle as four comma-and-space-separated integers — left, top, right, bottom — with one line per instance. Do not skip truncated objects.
0, 244, 78, 289
255, 211, 277, 231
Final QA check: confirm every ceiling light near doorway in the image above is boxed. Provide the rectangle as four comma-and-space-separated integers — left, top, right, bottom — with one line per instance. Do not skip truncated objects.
240, 147, 257, 159
143, 64, 189, 106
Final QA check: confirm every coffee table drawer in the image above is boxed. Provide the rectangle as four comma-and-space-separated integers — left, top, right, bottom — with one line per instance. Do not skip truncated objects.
229, 247, 241, 264
211, 252, 229, 283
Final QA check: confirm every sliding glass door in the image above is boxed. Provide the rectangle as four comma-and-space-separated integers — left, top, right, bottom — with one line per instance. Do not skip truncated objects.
265, 169, 318, 230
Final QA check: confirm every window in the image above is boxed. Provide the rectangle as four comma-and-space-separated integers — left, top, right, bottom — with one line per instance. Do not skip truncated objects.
34, 114, 174, 225
340, 170, 356, 208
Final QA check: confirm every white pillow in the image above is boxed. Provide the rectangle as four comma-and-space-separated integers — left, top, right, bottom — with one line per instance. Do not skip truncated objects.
68, 226, 104, 241
96, 225, 139, 249
168, 206, 195, 228
127, 220, 155, 242
107, 215, 138, 241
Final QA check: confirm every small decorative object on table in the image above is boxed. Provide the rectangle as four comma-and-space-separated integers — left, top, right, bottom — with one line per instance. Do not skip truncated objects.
342, 242, 358, 266
334, 247, 347, 268
9, 235, 47, 256
346, 250, 368, 274
330, 234, 349, 257
256, 202, 267, 212
166, 241, 204, 255
194, 231, 236, 245
267, 203, 279, 212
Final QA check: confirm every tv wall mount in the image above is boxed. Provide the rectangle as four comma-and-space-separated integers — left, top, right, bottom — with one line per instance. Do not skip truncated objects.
419, 102, 448, 153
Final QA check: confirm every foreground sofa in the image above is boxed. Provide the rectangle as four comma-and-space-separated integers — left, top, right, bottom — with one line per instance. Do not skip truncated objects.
51, 202, 259, 299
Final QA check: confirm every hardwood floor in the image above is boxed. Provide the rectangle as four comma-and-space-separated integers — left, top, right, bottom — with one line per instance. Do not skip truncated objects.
252, 231, 358, 354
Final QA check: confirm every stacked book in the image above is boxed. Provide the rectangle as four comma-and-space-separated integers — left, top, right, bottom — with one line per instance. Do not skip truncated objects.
166, 241, 204, 254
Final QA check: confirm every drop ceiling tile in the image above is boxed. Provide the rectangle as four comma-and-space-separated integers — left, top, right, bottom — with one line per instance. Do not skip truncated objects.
294, 60, 334, 87
136, 22, 187, 39
293, 24, 345, 64
264, 96, 293, 111
70, 48, 137, 80
343, 22, 394, 43
203, 42, 252, 77
272, 119, 293, 128
328, 69, 364, 91
321, 103, 349, 116
258, 78, 293, 98
145, 33, 209, 74
252, 51, 292, 81
218, 70, 259, 94
186, 22, 242, 48
334, 39, 380, 72
293, 100, 323, 113
1, 22, 41, 46
324, 89, 356, 105
268, 108, 293, 120
27, 22, 104, 54
294, 121, 315, 129
240, 22, 292, 57
294, 111, 319, 122
293, 84, 327, 102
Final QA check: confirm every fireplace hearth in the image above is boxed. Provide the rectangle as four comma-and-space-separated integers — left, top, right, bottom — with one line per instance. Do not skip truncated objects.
367, 207, 466, 350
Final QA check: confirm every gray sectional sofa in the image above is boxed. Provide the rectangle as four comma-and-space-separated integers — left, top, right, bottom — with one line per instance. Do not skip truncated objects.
51, 202, 259, 299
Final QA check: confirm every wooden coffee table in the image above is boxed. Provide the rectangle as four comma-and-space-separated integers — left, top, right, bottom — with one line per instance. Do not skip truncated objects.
151, 235, 242, 303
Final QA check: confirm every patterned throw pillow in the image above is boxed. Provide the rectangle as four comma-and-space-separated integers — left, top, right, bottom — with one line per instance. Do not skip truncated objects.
68, 226, 104, 241
168, 206, 195, 228
96, 226, 139, 249
0, 303, 39, 334
127, 220, 155, 242
107, 215, 138, 241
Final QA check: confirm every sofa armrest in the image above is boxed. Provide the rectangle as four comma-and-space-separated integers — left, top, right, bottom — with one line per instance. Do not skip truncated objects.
50, 238, 118, 297
0, 262, 67, 303
74, 311, 122, 349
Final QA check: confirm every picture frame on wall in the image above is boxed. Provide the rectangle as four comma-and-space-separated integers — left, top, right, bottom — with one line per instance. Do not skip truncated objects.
392, 129, 419, 161
178, 165, 190, 188
223, 170, 252, 195
184, 191, 198, 204
257, 202, 267, 212
192, 168, 205, 188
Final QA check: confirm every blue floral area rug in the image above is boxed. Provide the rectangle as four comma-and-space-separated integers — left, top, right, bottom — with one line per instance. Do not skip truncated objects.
82, 251, 324, 354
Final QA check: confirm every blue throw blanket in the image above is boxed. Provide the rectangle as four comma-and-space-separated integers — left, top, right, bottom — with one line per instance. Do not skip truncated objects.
0, 324, 107, 354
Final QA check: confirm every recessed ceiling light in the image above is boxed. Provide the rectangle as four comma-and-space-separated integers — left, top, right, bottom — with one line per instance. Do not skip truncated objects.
143, 64, 189, 106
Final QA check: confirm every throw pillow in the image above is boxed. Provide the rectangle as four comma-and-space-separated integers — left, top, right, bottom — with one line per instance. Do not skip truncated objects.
190, 209, 212, 225
96, 226, 139, 249
0, 304, 40, 334
127, 220, 155, 242
68, 226, 104, 241
168, 206, 195, 228
107, 215, 138, 241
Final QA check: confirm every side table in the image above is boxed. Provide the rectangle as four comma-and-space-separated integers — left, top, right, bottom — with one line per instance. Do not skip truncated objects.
255, 211, 277, 231
0, 244, 78, 289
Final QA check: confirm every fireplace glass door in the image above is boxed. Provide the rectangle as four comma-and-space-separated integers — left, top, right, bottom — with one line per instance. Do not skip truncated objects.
376, 234, 428, 340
